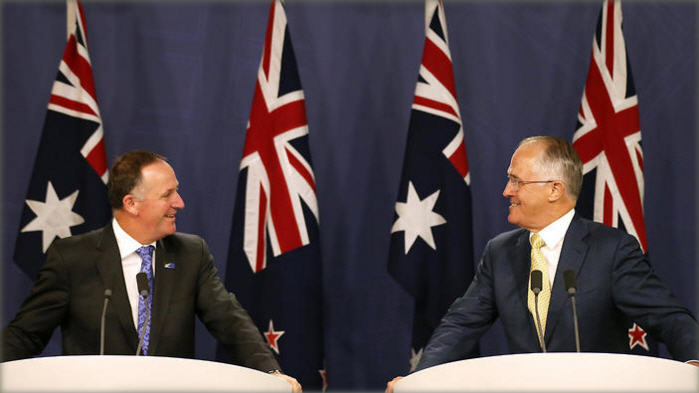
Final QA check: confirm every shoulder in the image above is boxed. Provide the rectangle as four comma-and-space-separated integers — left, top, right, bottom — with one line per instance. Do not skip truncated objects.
161, 232, 209, 252
50, 225, 108, 250
166, 231, 205, 243
572, 215, 638, 245
488, 227, 527, 249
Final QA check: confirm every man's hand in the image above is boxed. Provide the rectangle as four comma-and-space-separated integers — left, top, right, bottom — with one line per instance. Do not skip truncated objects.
385, 376, 404, 393
270, 371, 302, 392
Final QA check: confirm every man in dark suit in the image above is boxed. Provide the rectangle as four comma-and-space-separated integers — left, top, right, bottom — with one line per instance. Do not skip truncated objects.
3, 150, 301, 391
387, 136, 697, 391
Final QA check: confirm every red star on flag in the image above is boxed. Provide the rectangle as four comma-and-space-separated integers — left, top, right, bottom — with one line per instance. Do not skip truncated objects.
318, 368, 328, 392
264, 320, 285, 354
628, 323, 649, 351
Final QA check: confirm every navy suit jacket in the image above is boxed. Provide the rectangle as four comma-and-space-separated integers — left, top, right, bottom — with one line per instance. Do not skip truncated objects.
3, 223, 279, 372
417, 215, 697, 370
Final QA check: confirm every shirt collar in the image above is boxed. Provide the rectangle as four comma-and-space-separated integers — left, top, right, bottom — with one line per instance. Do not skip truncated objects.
530, 208, 575, 249
112, 217, 156, 259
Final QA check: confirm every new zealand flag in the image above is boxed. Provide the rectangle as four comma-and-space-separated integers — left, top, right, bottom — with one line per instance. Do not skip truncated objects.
217, 0, 324, 389
572, 0, 656, 355
14, 0, 110, 280
388, 0, 476, 373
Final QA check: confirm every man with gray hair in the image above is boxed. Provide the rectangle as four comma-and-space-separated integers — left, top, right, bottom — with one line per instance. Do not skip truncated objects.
387, 136, 696, 390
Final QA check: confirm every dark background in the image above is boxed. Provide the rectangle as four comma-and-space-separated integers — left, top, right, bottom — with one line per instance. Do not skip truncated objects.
2, 1, 696, 389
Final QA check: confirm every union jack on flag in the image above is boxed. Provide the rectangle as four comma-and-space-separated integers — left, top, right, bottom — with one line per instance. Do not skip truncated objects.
14, 0, 110, 279
388, 0, 476, 372
412, 0, 469, 185
219, 0, 324, 388
237, 0, 318, 273
572, 0, 646, 252
572, 0, 654, 354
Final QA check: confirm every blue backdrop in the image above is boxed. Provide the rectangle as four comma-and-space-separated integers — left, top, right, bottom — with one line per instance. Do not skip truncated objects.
2, 1, 696, 390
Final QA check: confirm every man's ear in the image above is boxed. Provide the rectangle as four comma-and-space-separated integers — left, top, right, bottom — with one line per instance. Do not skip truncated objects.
548, 181, 566, 202
122, 194, 139, 215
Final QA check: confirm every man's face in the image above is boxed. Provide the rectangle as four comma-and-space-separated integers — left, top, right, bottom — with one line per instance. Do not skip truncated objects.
131, 160, 185, 242
502, 142, 553, 232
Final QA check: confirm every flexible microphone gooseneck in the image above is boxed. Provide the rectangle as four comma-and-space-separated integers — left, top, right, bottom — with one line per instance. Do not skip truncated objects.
135, 272, 150, 356
99, 288, 112, 355
530, 270, 547, 352
563, 269, 581, 352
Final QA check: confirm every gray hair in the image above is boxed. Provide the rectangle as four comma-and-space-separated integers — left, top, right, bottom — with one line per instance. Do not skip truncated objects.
519, 136, 583, 199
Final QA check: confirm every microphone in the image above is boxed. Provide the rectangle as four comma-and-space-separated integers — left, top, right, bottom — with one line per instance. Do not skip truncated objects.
99, 289, 112, 355
135, 273, 150, 356
563, 269, 581, 352
530, 270, 547, 352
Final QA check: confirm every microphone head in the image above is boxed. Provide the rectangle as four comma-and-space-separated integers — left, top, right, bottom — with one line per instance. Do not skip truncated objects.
563, 270, 577, 295
136, 272, 150, 297
530, 270, 543, 294
103, 288, 113, 298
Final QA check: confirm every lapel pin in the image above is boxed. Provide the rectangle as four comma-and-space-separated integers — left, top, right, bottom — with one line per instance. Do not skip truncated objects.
164, 262, 176, 269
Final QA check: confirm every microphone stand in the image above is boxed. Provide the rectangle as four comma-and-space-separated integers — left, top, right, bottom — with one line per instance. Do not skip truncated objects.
533, 291, 547, 353
570, 294, 581, 352
564, 269, 581, 352
136, 293, 150, 356
99, 289, 112, 355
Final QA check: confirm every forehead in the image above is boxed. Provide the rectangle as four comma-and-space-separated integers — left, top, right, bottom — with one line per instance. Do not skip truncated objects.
508, 142, 544, 177
139, 160, 178, 190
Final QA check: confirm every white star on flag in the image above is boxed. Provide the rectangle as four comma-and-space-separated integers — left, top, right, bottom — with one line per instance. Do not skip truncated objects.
21, 181, 84, 253
391, 181, 446, 254
409, 347, 423, 372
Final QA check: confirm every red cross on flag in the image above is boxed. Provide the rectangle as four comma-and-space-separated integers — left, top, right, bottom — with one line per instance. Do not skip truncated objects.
572, 0, 647, 252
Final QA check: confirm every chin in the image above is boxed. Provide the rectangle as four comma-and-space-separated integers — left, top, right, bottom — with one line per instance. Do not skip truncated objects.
160, 225, 177, 238
507, 214, 519, 226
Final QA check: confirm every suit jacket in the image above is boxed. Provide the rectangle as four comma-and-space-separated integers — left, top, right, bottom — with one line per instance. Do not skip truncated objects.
417, 215, 697, 370
3, 223, 279, 372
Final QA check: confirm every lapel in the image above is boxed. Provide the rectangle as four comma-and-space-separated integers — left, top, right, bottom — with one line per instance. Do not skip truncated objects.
544, 215, 589, 344
512, 230, 533, 322
512, 229, 547, 347
147, 237, 177, 355
94, 223, 139, 351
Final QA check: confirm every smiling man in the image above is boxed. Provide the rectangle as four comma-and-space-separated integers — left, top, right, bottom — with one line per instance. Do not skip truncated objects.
3, 150, 300, 391
387, 136, 696, 391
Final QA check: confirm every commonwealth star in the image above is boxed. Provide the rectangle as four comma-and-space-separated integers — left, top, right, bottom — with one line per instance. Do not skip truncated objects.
21, 181, 84, 253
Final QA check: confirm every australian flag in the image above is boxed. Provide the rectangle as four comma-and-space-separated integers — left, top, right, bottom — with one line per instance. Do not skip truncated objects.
217, 0, 324, 389
388, 0, 476, 373
572, 0, 656, 355
14, 0, 110, 280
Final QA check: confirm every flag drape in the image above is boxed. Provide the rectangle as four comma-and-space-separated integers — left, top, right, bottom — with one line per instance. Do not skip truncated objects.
388, 0, 476, 372
217, 0, 325, 389
14, 0, 110, 280
572, 0, 655, 355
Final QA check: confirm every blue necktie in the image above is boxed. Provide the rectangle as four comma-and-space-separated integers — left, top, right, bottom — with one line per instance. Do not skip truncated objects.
136, 245, 154, 355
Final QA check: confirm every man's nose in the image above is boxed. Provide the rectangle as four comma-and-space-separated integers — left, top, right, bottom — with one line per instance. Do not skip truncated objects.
173, 192, 185, 209
503, 181, 515, 197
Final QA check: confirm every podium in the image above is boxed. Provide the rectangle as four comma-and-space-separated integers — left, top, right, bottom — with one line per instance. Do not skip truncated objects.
0, 355, 291, 392
395, 353, 698, 392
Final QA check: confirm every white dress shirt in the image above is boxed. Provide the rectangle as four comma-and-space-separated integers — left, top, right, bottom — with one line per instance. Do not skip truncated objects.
112, 218, 156, 329
529, 208, 575, 286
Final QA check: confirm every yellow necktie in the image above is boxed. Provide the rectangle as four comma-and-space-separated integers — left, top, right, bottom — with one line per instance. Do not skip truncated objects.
527, 233, 550, 346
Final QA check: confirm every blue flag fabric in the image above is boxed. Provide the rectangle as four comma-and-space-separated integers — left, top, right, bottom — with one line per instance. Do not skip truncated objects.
217, 0, 324, 389
388, 0, 476, 372
14, 0, 110, 280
